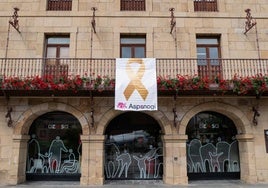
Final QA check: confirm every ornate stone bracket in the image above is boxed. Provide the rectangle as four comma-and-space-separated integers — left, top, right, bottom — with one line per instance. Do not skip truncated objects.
5, 7, 21, 60
252, 106, 260, 126
3, 91, 13, 127
91, 7, 97, 33
244, 8, 261, 61
173, 91, 178, 127
169, 8, 178, 58
9, 7, 20, 33
244, 9, 256, 34
90, 7, 97, 61
90, 91, 95, 127
6, 106, 13, 127
169, 8, 176, 34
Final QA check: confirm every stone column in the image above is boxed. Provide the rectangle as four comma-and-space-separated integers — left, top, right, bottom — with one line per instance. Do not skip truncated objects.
80, 134, 90, 185
236, 134, 257, 184
162, 134, 188, 185
80, 134, 105, 185
8, 135, 30, 185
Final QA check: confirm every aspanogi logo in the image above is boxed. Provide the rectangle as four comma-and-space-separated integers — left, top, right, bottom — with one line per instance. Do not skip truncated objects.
123, 58, 149, 101
117, 102, 127, 109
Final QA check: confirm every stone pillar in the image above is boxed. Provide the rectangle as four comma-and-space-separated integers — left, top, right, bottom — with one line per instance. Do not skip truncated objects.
80, 134, 90, 185
80, 134, 105, 185
8, 135, 30, 185
162, 134, 188, 185
236, 134, 257, 184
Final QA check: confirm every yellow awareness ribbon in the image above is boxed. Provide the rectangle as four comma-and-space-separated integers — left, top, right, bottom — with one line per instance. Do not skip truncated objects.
123, 58, 149, 101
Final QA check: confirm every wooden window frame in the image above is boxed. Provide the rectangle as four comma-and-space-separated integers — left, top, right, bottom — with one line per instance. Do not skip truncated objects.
44, 35, 70, 78
196, 36, 222, 80
45, 35, 70, 60
197, 37, 221, 59
120, 35, 146, 58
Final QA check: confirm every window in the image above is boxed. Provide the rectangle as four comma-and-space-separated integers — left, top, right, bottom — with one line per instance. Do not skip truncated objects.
196, 36, 221, 79
120, 35, 146, 58
186, 111, 240, 180
47, 0, 72, 11
121, 0, 146, 11
46, 36, 70, 61
45, 35, 70, 77
105, 112, 163, 180
26, 112, 82, 180
194, 0, 218, 12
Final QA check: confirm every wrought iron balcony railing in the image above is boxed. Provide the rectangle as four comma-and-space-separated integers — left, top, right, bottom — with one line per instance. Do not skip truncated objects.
47, 0, 72, 11
121, 0, 146, 11
0, 58, 267, 97
194, 0, 218, 12
0, 58, 267, 80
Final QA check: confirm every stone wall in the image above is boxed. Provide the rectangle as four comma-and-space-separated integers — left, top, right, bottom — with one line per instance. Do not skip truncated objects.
0, 96, 267, 185
0, 1, 268, 59
0, 0, 268, 185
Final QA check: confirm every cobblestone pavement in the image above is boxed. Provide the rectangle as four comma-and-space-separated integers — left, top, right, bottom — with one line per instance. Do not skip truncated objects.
1, 180, 268, 188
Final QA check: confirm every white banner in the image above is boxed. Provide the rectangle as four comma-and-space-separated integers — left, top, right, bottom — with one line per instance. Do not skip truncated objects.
115, 58, 157, 111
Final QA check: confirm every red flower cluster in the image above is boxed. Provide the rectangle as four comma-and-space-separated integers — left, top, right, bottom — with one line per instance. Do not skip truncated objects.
232, 74, 267, 95
157, 74, 268, 96
0, 74, 115, 92
0, 74, 267, 96
1, 75, 84, 91
157, 75, 210, 91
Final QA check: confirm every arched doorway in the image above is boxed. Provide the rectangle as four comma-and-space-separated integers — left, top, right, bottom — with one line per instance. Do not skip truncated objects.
104, 112, 163, 180
186, 111, 240, 180
26, 111, 82, 181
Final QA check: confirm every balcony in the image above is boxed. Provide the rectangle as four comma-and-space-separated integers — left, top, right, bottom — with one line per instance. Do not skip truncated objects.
194, 0, 218, 12
121, 0, 146, 11
0, 58, 267, 97
47, 0, 72, 11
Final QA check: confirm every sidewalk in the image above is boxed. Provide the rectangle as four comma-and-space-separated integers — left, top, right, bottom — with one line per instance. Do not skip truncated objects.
1, 180, 268, 188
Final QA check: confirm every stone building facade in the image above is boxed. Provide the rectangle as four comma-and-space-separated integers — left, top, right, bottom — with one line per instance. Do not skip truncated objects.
0, 0, 268, 186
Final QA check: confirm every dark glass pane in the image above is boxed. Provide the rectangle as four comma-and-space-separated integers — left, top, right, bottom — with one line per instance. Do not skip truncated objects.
134, 47, 145, 58
47, 47, 57, 58
122, 47, 132, 58
209, 47, 219, 65
197, 47, 207, 65
60, 47, 69, 58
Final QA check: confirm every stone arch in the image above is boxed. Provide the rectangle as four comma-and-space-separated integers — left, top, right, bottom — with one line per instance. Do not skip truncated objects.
9, 102, 90, 184
96, 108, 173, 135
179, 101, 258, 184
13, 102, 90, 135
179, 101, 252, 135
